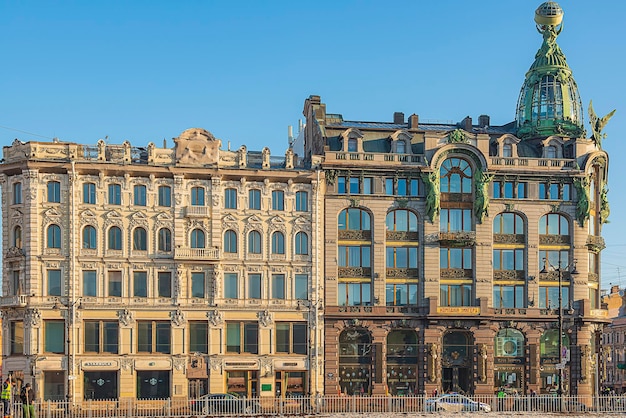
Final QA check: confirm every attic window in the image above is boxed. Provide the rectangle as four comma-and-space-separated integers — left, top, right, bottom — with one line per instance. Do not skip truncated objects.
348, 138, 358, 152
396, 141, 406, 154
503, 144, 513, 158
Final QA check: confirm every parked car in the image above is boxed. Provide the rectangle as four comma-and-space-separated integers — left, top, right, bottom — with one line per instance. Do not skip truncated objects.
191, 393, 262, 415
425, 393, 491, 412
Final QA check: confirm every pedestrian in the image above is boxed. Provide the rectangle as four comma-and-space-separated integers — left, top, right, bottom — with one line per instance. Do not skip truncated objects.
1, 377, 11, 418
19, 383, 36, 418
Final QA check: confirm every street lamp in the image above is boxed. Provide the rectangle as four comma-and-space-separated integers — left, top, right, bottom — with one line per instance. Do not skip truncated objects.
541, 258, 577, 412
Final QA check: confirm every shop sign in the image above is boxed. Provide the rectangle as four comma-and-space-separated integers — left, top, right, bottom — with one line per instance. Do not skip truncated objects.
494, 358, 525, 365
276, 360, 305, 370
437, 307, 480, 315
224, 361, 258, 369
261, 384, 272, 392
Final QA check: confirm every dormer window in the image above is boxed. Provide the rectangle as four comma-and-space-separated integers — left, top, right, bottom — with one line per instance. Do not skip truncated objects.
396, 141, 406, 154
503, 144, 513, 158
348, 138, 358, 152
545, 145, 557, 159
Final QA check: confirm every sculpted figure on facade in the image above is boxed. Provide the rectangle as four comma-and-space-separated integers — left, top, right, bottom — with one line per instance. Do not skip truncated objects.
573, 176, 590, 227
422, 171, 440, 222
474, 168, 494, 224
174, 128, 220, 165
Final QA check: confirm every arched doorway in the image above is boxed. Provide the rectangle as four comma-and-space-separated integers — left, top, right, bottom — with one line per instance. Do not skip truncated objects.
339, 328, 372, 395
386, 329, 419, 395
442, 331, 472, 394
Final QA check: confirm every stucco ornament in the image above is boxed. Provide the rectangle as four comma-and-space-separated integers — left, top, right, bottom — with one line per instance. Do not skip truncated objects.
118, 309, 134, 326
257, 310, 273, 328
174, 128, 220, 165
474, 169, 494, 224
573, 176, 590, 227
447, 129, 469, 144
421, 171, 440, 223
599, 182, 610, 224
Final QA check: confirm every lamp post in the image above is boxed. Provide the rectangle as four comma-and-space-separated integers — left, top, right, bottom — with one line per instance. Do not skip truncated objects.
541, 258, 577, 412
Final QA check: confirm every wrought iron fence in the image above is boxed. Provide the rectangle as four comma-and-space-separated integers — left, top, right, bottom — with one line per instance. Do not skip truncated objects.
4, 394, 626, 417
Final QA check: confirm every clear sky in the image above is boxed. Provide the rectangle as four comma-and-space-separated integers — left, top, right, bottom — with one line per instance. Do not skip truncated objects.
1, 1, 625, 289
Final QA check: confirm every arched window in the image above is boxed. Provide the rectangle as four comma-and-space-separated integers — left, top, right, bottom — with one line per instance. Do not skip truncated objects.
47, 224, 61, 248
224, 230, 238, 253
386, 330, 418, 395
495, 329, 525, 357
493, 213, 524, 234
108, 226, 122, 250
158, 228, 171, 252
338, 328, 372, 395
295, 232, 308, 255
248, 231, 261, 254
271, 231, 285, 254
13, 226, 22, 248
386, 210, 418, 232
133, 227, 147, 251
539, 213, 569, 236
191, 229, 205, 248
338, 208, 371, 230
440, 157, 472, 194
83, 225, 97, 249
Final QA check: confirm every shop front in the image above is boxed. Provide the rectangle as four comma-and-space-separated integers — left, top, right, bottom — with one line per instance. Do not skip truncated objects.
274, 360, 307, 398
82, 360, 120, 400
386, 330, 419, 395
338, 328, 372, 395
224, 361, 259, 398
493, 329, 526, 394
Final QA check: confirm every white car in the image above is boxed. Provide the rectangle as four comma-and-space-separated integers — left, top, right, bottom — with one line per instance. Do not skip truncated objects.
425, 393, 491, 412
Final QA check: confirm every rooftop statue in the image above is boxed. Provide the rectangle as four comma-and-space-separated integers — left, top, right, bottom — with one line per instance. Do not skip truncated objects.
588, 100, 616, 150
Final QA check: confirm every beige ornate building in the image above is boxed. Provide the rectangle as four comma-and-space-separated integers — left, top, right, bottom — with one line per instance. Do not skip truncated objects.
0, 129, 324, 401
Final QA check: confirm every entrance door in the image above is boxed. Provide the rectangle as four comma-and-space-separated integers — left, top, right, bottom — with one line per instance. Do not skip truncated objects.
442, 367, 470, 393
442, 331, 472, 394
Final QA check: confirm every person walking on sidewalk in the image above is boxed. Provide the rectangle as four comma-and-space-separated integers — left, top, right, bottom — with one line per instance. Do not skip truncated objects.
1, 377, 12, 418
19, 384, 35, 418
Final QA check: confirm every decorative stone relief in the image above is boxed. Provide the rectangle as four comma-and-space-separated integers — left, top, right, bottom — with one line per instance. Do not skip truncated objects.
118, 309, 134, 326
209, 357, 223, 372
120, 358, 133, 371
25, 309, 41, 327
171, 309, 185, 327
257, 310, 273, 328
173, 357, 186, 371
207, 310, 224, 327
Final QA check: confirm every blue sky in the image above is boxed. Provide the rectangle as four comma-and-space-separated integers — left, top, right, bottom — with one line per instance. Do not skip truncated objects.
1, 1, 625, 289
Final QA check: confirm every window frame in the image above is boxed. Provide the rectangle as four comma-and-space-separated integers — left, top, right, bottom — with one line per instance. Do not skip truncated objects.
133, 184, 147, 206
47, 181, 61, 203
83, 182, 96, 204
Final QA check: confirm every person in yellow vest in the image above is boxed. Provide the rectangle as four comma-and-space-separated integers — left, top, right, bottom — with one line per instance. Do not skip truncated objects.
1, 377, 11, 418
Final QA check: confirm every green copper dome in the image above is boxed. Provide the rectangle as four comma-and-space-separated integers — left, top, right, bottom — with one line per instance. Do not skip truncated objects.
515, 2, 584, 139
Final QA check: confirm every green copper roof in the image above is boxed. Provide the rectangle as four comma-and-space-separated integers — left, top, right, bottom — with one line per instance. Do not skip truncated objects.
515, 2, 584, 139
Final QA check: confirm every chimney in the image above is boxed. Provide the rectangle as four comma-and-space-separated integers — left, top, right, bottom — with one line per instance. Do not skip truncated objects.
478, 114, 490, 128
408, 114, 419, 129
463, 116, 472, 131
393, 112, 405, 124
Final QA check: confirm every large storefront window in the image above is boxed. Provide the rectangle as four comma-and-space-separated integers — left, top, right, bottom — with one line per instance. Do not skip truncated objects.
386, 330, 418, 395
275, 371, 306, 398
339, 328, 372, 395
539, 330, 570, 394
43, 371, 65, 401
84, 371, 118, 400
137, 370, 170, 399
227, 371, 258, 398
494, 329, 525, 394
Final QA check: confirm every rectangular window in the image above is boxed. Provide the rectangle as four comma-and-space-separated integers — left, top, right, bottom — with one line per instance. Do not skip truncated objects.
84, 321, 118, 353
295, 191, 308, 211
48, 269, 62, 296
440, 248, 472, 269
249, 189, 261, 209
503, 181, 514, 198
385, 283, 418, 306
133, 185, 147, 206
224, 188, 237, 209
337, 246, 371, 267
397, 178, 407, 196
276, 323, 307, 354
294, 274, 308, 300
337, 282, 371, 306
493, 181, 502, 198
158, 186, 171, 207
539, 250, 569, 270
517, 182, 527, 198
137, 321, 171, 354
191, 272, 205, 298
108, 271, 122, 297
386, 247, 418, 268
562, 184, 571, 200
108, 184, 121, 205
10, 321, 24, 355
47, 181, 61, 203
272, 274, 285, 299
493, 249, 524, 270
226, 322, 258, 354
539, 286, 570, 309
83, 270, 97, 297
357, 177, 371, 194
493, 285, 525, 308
409, 179, 419, 196
224, 273, 238, 299
189, 322, 208, 353
337, 177, 346, 194
133, 271, 148, 297
385, 178, 394, 195
13, 182, 22, 204
439, 284, 472, 307
248, 273, 261, 299
45, 321, 65, 353
158, 272, 171, 298
440, 209, 472, 232
349, 178, 359, 194
272, 190, 284, 210
83, 183, 96, 204
191, 187, 205, 206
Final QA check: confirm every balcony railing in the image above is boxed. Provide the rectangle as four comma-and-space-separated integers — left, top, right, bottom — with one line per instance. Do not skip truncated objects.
174, 247, 220, 260
0, 294, 28, 307
491, 156, 577, 170
185, 206, 210, 217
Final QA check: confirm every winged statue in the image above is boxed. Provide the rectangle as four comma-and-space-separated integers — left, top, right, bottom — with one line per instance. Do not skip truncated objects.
588, 100, 616, 149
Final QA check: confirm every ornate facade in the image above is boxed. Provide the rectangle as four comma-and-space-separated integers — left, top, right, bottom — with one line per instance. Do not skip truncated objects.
0, 129, 323, 400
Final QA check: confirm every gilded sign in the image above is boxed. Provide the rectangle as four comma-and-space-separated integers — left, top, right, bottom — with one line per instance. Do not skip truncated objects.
437, 307, 480, 314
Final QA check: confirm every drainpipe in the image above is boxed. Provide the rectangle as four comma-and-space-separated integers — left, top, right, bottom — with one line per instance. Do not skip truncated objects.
69, 160, 77, 402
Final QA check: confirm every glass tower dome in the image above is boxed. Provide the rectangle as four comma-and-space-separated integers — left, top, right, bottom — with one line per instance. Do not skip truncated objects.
515, 2, 584, 139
